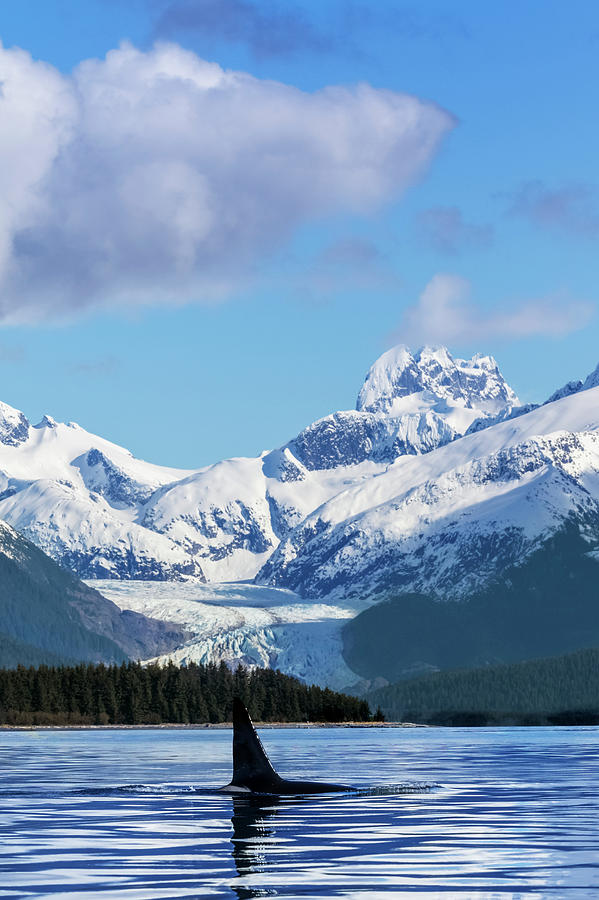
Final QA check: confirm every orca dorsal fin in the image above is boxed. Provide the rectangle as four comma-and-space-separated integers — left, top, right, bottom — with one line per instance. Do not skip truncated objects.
231, 697, 281, 790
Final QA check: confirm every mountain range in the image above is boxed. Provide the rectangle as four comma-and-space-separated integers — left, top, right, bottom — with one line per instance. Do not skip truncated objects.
2, 343, 599, 683
0, 346, 524, 584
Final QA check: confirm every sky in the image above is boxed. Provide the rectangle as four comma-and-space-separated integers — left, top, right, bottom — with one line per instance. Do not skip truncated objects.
1, 0, 599, 467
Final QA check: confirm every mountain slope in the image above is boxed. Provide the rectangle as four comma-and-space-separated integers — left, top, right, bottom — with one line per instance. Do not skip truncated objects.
258, 384, 599, 603
0, 632, 76, 669
342, 525, 599, 682
0, 519, 186, 666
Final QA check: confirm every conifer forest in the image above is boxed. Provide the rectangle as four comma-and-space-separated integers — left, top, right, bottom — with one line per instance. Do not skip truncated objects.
0, 661, 372, 726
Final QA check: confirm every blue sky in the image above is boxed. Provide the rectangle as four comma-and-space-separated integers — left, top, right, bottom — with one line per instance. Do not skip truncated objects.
1, 0, 598, 467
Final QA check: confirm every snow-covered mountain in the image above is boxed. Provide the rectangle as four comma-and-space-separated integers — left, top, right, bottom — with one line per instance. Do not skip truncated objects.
0, 345, 517, 582
0, 415, 202, 580
5, 342, 599, 686
357, 345, 517, 420
258, 385, 599, 605
286, 346, 518, 470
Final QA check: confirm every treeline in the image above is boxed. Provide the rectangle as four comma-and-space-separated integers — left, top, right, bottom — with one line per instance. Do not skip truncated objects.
0, 660, 371, 726
367, 646, 599, 725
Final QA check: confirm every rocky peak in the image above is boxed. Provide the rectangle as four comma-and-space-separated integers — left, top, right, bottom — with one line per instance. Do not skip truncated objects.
0, 401, 30, 447
34, 414, 58, 429
583, 363, 599, 392
543, 360, 599, 407
356, 344, 518, 417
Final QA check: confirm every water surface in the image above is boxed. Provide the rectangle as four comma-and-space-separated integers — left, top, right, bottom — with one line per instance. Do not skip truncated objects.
0, 726, 597, 898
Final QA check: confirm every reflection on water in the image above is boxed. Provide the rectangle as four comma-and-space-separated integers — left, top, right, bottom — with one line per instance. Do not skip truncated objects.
0, 726, 597, 898
231, 797, 279, 899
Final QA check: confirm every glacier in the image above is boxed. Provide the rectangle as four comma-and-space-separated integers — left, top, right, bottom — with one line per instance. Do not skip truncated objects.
92, 580, 357, 690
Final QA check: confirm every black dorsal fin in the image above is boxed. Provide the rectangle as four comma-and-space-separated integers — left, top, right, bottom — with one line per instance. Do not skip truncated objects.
231, 697, 281, 790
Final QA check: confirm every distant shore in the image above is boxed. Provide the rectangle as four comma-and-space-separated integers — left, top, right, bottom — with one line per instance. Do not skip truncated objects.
1, 721, 427, 731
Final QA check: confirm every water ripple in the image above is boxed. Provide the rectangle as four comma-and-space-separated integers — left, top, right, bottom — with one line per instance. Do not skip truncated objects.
0, 726, 597, 898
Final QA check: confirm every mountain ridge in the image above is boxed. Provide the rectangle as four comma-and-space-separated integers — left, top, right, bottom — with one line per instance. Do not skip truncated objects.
0, 345, 521, 582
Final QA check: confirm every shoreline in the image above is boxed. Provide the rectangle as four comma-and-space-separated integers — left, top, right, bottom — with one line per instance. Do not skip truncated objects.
0, 721, 427, 731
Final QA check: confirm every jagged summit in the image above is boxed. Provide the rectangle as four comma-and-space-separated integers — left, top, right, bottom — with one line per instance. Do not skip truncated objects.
33, 414, 58, 430
0, 400, 30, 447
278, 345, 520, 475
356, 344, 519, 418
584, 363, 599, 391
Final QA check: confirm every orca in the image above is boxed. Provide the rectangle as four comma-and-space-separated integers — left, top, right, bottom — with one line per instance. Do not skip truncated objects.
223, 697, 351, 795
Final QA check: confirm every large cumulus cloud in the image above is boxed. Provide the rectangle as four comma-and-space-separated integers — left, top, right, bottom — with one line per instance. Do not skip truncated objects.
0, 41, 453, 322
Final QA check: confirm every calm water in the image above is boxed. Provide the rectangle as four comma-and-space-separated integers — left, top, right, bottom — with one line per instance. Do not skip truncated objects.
0, 726, 597, 899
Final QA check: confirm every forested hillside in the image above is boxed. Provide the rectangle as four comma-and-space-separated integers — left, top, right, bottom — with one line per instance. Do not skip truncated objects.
344, 526, 599, 681
0, 633, 78, 669
0, 520, 186, 666
366, 647, 599, 724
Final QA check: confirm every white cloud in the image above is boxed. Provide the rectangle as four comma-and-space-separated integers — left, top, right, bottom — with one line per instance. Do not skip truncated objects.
397, 273, 595, 345
0, 41, 453, 323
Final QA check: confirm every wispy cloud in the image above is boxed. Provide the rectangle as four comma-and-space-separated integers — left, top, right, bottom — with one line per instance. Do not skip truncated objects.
509, 181, 599, 237
0, 41, 453, 324
318, 237, 384, 268
396, 273, 595, 345
152, 1, 469, 58
154, 0, 330, 58
416, 206, 493, 254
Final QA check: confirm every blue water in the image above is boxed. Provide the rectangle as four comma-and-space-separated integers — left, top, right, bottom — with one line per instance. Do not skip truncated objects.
0, 726, 597, 898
